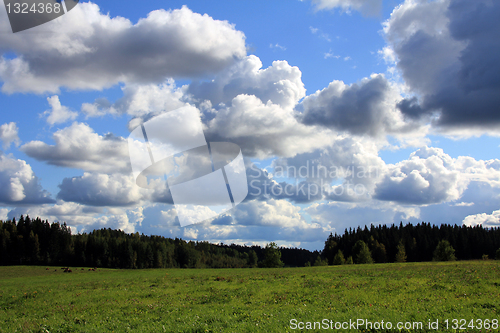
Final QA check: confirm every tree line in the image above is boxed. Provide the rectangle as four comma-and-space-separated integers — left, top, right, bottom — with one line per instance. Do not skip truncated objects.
0, 216, 317, 268
323, 222, 500, 265
1, 216, 499, 269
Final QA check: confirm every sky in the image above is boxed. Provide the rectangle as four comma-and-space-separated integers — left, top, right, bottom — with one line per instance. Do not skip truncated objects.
0, 0, 499, 251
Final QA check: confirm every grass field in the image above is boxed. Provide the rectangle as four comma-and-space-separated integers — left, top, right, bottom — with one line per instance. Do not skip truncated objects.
0, 261, 499, 332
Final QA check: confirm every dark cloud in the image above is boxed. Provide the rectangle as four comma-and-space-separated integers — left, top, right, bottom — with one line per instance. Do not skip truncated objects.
301, 74, 409, 137
396, 97, 425, 120
387, 0, 500, 129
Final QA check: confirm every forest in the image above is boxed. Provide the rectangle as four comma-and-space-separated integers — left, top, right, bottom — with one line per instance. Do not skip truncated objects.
0, 215, 316, 268
1, 215, 499, 269
323, 222, 500, 264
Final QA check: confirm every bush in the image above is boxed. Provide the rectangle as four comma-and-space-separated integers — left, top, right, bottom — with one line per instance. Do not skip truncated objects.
345, 256, 354, 265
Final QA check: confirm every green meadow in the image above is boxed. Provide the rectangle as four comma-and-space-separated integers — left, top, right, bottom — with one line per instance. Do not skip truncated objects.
1, 261, 499, 332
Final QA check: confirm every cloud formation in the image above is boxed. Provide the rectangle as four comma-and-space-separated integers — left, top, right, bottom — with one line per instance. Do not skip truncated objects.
310, 0, 382, 16
0, 122, 20, 150
0, 153, 54, 204
21, 122, 130, 174
189, 55, 306, 110
463, 209, 500, 228
57, 172, 144, 207
205, 94, 335, 158
43, 96, 78, 125
384, 0, 500, 132
0, 4, 246, 93
301, 74, 412, 137
82, 80, 189, 119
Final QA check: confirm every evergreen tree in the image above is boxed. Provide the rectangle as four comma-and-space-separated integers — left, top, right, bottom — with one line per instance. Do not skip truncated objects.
333, 250, 345, 265
261, 242, 284, 268
345, 256, 354, 264
495, 248, 500, 260
395, 241, 407, 263
352, 240, 373, 264
433, 240, 456, 261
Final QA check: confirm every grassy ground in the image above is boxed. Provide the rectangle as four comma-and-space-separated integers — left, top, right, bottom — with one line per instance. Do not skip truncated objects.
0, 261, 499, 332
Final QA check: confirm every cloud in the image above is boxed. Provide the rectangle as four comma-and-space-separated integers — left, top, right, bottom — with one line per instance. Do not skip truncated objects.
309, 26, 331, 42
0, 122, 20, 150
43, 96, 78, 125
188, 55, 306, 110
0, 153, 54, 204
454, 202, 474, 207
0, 208, 8, 220
246, 161, 324, 204
305, 201, 419, 233
57, 172, 144, 207
384, 0, 500, 132
205, 94, 335, 158
230, 199, 309, 228
124, 56, 319, 158
81, 98, 117, 118
21, 122, 130, 174
270, 43, 286, 51
7, 202, 138, 233
0, 4, 246, 93
374, 146, 469, 205
83, 80, 189, 119
463, 209, 500, 228
301, 74, 416, 137
272, 144, 500, 207
324, 50, 340, 59
271, 136, 386, 202
138, 199, 328, 243
310, 0, 382, 16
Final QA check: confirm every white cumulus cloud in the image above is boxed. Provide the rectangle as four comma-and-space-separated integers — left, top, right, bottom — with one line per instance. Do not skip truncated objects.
0, 4, 246, 93
0, 122, 20, 149
43, 96, 78, 125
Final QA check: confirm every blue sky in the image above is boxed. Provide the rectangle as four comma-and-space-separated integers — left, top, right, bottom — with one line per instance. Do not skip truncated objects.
0, 0, 499, 251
